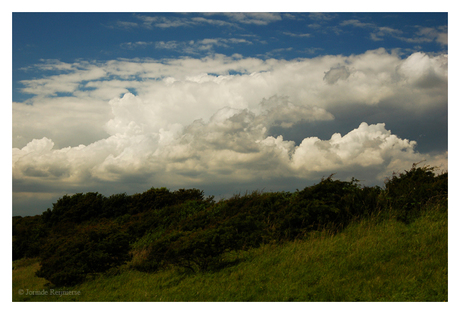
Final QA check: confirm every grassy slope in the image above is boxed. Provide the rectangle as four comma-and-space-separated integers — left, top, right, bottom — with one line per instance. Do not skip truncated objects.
13, 203, 447, 302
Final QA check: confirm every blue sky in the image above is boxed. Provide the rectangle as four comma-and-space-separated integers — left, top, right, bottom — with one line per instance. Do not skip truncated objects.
13, 13, 447, 101
12, 11, 448, 216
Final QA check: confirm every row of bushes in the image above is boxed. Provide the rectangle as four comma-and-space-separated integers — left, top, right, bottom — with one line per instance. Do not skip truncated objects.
13, 188, 209, 261
13, 164, 447, 287
40, 187, 209, 227
133, 165, 447, 273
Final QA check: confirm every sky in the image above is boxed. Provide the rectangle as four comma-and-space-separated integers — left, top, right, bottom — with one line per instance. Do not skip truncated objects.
11, 10, 449, 216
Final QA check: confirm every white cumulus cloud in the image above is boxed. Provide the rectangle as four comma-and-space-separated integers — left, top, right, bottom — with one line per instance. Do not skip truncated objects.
13, 49, 448, 215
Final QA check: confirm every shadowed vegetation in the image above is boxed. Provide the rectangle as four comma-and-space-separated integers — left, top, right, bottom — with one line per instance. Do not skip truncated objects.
13, 164, 447, 301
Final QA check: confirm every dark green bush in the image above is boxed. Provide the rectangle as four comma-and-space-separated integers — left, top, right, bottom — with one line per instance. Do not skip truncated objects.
144, 222, 246, 272
273, 176, 377, 239
36, 223, 131, 287
13, 215, 47, 260
101, 193, 130, 218
42, 192, 106, 226
380, 164, 447, 223
128, 187, 176, 214
124, 189, 212, 240
173, 188, 208, 204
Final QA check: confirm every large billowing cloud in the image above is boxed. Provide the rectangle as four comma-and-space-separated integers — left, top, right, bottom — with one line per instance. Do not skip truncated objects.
13, 49, 448, 215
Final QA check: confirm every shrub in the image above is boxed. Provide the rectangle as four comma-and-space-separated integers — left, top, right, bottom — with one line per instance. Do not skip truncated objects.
36, 223, 131, 287
42, 192, 106, 226
101, 193, 130, 218
173, 188, 207, 204
380, 164, 447, 223
128, 187, 176, 214
136, 208, 263, 272
13, 215, 47, 260
273, 176, 370, 239
144, 224, 243, 272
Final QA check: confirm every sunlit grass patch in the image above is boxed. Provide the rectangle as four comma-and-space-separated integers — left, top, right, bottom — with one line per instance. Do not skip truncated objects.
13, 258, 49, 301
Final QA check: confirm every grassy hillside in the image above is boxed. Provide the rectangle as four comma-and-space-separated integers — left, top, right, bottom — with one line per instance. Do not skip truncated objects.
13, 197, 447, 301
12, 164, 448, 301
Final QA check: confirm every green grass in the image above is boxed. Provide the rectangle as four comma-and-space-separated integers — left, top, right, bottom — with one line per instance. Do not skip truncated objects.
12, 258, 50, 302
13, 202, 447, 301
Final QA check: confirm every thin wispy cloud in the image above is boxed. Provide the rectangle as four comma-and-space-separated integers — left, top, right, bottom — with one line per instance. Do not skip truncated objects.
135, 15, 191, 28
282, 32, 311, 38
340, 18, 447, 46
397, 26, 448, 46
120, 41, 153, 50
120, 38, 255, 55
116, 14, 241, 29
340, 19, 374, 28
223, 12, 282, 25
308, 13, 337, 21
190, 16, 238, 28
115, 20, 139, 29
370, 26, 403, 41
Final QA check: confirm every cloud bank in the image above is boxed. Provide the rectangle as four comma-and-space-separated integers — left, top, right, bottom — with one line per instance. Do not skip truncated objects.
13, 49, 448, 214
